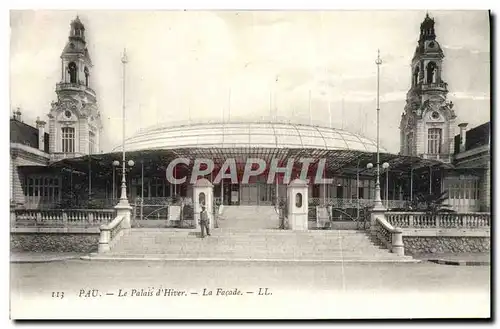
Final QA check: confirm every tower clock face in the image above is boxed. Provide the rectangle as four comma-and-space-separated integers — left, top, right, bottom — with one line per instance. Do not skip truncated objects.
431, 111, 440, 120
429, 42, 435, 48
65, 110, 72, 118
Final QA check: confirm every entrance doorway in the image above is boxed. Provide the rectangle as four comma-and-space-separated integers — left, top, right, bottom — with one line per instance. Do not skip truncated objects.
239, 183, 274, 205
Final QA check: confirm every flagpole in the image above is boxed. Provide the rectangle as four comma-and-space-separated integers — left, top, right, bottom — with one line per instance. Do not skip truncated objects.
341, 97, 345, 129
228, 88, 231, 122
269, 90, 273, 121
308, 89, 312, 125
328, 91, 332, 129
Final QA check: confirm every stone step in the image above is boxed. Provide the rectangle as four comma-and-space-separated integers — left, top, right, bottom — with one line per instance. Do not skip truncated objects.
90, 253, 417, 262
110, 227, 412, 262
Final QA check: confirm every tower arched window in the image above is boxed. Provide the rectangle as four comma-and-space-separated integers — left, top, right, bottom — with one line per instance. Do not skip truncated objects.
427, 128, 442, 155
426, 62, 437, 84
68, 62, 77, 84
406, 132, 414, 155
84, 67, 89, 87
413, 66, 420, 86
61, 127, 75, 153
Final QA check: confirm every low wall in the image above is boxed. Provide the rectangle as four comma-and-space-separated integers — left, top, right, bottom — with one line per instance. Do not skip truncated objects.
309, 221, 364, 230
132, 219, 196, 229
402, 229, 490, 255
11, 228, 100, 253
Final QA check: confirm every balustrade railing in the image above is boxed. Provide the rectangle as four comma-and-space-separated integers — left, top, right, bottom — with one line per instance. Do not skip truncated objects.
308, 198, 409, 209
132, 197, 193, 206
12, 209, 115, 228
385, 212, 490, 229
373, 215, 404, 256
98, 214, 127, 253
421, 82, 448, 91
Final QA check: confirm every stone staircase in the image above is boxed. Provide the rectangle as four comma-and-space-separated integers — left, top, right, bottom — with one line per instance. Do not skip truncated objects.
217, 206, 280, 230
89, 228, 417, 262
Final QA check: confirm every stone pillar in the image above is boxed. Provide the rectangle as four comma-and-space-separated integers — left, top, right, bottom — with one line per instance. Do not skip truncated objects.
98, 225, 110, 253
193, 178, 214, 229
115, 204, 132, 229
370, 210, 385, 236
35, 117, 46, 152
391, 228, 404, 256
287, 179, 309, 231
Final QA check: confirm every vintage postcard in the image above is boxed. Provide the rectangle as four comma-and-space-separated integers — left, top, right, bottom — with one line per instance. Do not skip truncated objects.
9, 9, 491, 319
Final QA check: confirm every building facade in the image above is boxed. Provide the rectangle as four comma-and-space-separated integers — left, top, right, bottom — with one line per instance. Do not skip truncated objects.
399, 14, 490, 212
10, 14, 491, 214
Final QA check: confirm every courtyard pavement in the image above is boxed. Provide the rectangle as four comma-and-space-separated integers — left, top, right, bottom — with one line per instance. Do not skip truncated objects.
413, 252, 491, 266
11, 251, 491, 265
10, 259, 491, 319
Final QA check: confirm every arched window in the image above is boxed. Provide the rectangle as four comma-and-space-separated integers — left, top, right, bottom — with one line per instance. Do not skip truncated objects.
68, 62, 77, 84
427, 128, 442, 154
295, 193, 303, 208
413, 66, 420, 86
199, 192, 206, 207
84, 67, 89, 87
426, 62, 437, 84
61, 127, 75, 153
406, 132, 413, 155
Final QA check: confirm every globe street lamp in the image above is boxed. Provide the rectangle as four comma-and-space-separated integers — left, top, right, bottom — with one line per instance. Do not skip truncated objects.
372, 50, 385, 211
117, 48, 130, 207
112, 160, 120, 200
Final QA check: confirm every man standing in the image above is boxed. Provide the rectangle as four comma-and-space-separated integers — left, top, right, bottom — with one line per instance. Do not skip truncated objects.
200, 205, 211, 238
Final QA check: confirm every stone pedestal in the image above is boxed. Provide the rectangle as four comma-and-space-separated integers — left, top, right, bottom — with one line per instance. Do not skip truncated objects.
370, 205, 386, 236
391, 228, 404, 256
287, 179, 309, 231
193, 178, 214, 229
114, 202, 132, 229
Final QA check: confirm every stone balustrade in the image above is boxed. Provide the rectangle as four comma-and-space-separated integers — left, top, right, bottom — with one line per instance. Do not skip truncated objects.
385, 212, 490, 229
374, 215, 404, 256
308, 197, 409, 209
12, 209, 115, 228
98, 214, 127, 253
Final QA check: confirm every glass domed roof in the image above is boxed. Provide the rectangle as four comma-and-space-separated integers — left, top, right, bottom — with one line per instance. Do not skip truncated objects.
119, 120, 385, 153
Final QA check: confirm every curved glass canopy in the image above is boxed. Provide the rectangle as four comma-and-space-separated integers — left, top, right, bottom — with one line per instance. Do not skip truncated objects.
118, 121, 386, 153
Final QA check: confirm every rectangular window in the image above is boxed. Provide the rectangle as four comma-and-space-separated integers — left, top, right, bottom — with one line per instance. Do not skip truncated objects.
427, 128, 442, 155
358, 187, 364, 199
62, 127, 75, 153
336, 186, 344, 199
25, 175, 61, 206
89, 131, 96, 154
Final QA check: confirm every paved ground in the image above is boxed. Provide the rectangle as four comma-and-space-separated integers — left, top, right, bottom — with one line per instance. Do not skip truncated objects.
413, 252, 491, 264
10, 259, 490, 319
10, 252, 84, 263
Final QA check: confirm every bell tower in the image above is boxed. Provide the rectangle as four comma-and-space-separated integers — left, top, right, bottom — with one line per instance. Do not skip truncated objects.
47, 16, 101, 160
399, 13, 456, 163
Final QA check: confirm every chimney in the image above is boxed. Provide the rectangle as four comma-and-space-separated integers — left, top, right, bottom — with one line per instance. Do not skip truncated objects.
458, 123, 468, 152
13, 108, 22, 121
36, 116, 47, 152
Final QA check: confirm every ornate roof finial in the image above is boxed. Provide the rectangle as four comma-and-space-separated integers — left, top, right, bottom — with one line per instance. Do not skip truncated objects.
121, 48, 128, 64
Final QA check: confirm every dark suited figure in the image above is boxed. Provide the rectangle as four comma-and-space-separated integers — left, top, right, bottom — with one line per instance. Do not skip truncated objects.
200, 206, 211, 238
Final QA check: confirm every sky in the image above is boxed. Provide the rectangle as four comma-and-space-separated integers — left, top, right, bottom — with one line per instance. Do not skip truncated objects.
9, 10, 490, 153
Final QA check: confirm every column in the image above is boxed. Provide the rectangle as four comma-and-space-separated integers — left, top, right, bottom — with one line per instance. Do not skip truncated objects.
287, 179, 309, 231
193, 178, 214, 229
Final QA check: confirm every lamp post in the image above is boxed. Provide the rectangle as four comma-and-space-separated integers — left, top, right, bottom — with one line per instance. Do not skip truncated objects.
112, 160, 119, 200
117, 48, 130, 207
382, 162, 390, 208
367, 161, 389, 209
372, 49, 384, 210
356, 159, 360, 219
